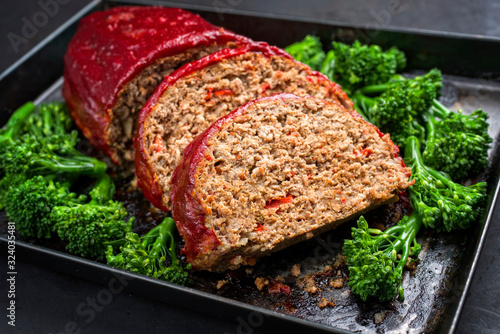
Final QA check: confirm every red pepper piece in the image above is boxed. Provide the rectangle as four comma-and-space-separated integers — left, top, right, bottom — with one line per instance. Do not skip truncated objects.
205, 87, 213, 100
153, 135, 164, 153
260, 82, 270, 95
255, 223, 265, 232
360, 148, 373, 156
265, 195, 294, 209
213, 89, 234, 96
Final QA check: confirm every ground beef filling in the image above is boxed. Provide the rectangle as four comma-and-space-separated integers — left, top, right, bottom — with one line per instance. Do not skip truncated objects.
144, 52, 351, 209
107, 44, 225, 165
191, 97, 411, 271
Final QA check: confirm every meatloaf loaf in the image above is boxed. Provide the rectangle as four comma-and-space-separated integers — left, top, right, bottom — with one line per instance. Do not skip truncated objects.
63, 6, 250, 165
135, 42, 353, 211
170, 93, 413, 272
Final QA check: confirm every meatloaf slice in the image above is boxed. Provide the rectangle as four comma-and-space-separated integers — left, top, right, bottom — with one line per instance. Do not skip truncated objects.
135, 42, 353, 211
63, 6, 250, 166
170, 93, 413, 272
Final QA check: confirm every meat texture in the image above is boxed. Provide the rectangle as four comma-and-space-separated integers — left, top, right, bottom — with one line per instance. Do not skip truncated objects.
170, 93, 413, 271
135, 42, 353, 211
63, 6, 250, 165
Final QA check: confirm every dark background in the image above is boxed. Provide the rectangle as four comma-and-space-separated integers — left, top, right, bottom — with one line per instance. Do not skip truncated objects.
1, 0, 499, 333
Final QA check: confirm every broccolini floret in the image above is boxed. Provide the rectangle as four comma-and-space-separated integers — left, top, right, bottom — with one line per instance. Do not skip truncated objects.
422, 100, 492, 180
321, 40, 406, 94
52, 173, 133, 259
106, 217, 192, 286
405, 136, 487, 232
353, 68, 443, 146
5, 174, 85, 239
284, 35, 326, 71
0, 102, 106, 181
343, 211, 422, 301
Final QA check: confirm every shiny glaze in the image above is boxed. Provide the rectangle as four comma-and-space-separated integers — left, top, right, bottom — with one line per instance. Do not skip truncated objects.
63, 6, 250, 162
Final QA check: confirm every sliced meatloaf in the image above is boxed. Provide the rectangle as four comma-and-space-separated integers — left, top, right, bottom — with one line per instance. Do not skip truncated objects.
135, 42, 353, 211
170, 93, 413, 272
63, 6, 250, 165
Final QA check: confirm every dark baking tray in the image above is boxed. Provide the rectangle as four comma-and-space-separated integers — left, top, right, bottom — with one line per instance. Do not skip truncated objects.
1, 1, 500, 333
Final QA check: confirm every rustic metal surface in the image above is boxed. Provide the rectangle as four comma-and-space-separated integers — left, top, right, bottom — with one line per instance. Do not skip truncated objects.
1, 2, 500, 333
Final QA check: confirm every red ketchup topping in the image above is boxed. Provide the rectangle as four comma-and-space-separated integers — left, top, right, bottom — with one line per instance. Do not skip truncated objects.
63, 6, 250, 162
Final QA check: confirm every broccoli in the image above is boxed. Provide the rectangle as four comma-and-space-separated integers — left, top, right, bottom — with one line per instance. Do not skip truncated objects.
5, 174, 86, 239
0, 102, 106, 184
284, 35, 326, 71
343, 211, 422, 302
0, 102, 36, 145
405, 136, 487, 232
352, 69, 442, 147
344, 134, 488, 302
106, 217, 192, 286
52, 173, 133, 259
422, 100, 492, 180
0, 102, 37, 208
0, 102, 106, 213
321, 40, 406, 94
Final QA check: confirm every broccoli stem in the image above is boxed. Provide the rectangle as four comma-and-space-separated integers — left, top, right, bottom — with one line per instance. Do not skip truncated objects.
148, 217, 178, 266
320, 50, 335, 81
405, 135, 487, 231
351, 92, 376, 122
357, 74, 405, 96
383, 212, 422, 300
0, 102, 36, 143
105, 216, 191, 285
344, 211, 423, 301
390, 214, 422, 273
31, 154, 107, 176
406, 136, 451, 185
430, 99, 450, 119
366, 213, 422, 279
88, 172, 115, 204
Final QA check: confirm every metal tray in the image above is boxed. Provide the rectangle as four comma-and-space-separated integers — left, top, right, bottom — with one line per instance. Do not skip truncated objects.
1, 1, 500, 333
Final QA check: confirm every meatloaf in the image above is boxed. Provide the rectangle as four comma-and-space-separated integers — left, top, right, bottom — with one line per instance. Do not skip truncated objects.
135, 42, 353, 211
170, 93, 413, 271
63, 6, 250, 165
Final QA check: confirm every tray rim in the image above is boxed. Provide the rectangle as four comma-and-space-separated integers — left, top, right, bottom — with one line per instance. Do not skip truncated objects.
115, 0, 500, 43
1, 1, 500, 333
0, 0, 102, 82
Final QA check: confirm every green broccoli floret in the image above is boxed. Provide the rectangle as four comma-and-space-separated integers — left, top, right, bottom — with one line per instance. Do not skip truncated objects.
52, 173, 133, 259
106, 217, 192, 286
5, 174, 85, 239
25, 102, 75, 140
0, 102, 37, 208
321, 40, 406, 94
2, 103, 106, 178
284, 35, 326, 71
343, 211, 422, 302
422, 100, 492, 180
0, 102, 106, 188
405, 136, 487, 232
353, 69, 442, 147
